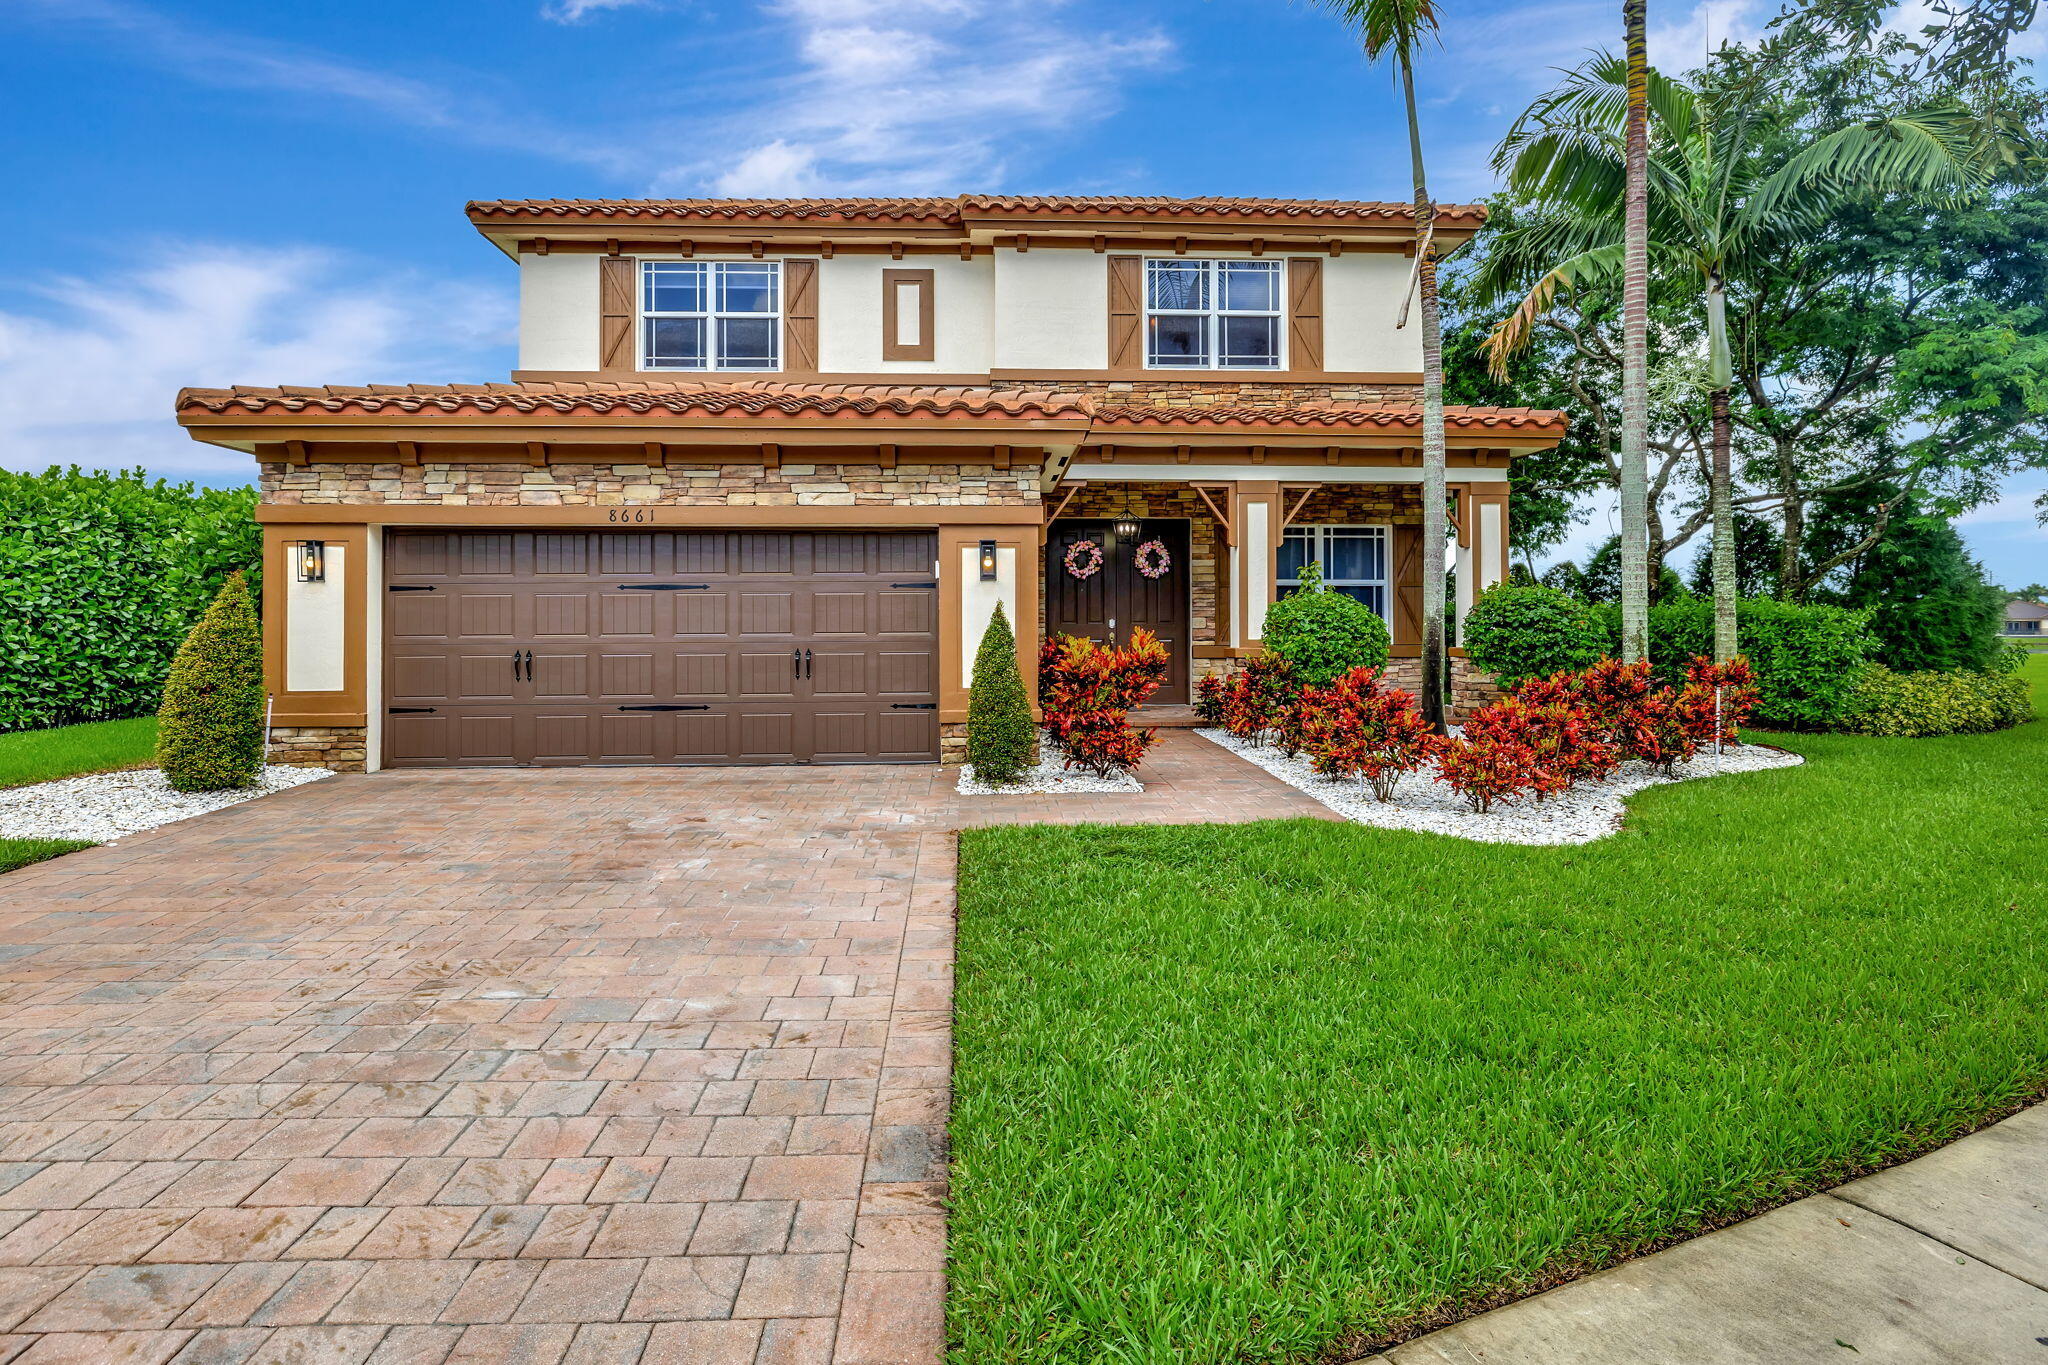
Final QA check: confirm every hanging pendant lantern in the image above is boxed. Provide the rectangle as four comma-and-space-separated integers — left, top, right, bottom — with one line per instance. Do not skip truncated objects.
1112, 487, 1141, 539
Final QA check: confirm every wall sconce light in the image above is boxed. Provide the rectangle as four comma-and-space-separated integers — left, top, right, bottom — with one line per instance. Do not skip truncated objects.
294, 540, 326, 583
978, 539, 998, 581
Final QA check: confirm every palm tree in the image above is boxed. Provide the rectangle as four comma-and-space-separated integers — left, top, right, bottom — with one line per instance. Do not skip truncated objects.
1482, 57, 1990, 660
1622, 0, 1651, 663
1318, 0, 1450, 730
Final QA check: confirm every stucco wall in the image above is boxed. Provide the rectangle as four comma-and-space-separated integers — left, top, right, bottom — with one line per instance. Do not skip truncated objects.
818, 254, 994, 373
518, 253, 601, 371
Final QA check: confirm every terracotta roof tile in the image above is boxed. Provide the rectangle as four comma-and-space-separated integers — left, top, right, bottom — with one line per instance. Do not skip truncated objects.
177, 381, 1564, 439
175, 379, 1094, 421
465, 196, 1485, 228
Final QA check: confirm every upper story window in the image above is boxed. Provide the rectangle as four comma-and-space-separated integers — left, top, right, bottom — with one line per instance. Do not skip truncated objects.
1279, 525, 1390, 618
642, 261, 780, 370
1145, 258, 1283, 369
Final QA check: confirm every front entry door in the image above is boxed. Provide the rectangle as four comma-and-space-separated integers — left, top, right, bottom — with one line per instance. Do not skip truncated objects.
1044, 519, 1191, 704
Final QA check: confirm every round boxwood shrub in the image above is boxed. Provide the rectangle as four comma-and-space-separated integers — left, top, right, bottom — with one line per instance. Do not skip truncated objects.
156, 571, 265, 792
966, 601, 1036, 783
1261, 564, 1390, 687
1462, 583, 1607, 687
1842, 666, 2034, 737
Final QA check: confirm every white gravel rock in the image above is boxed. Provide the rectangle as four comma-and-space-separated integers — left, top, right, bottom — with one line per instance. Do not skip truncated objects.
0, 766, 333, 844
956, 733, 1142, 795
1198, 727, 1802, 845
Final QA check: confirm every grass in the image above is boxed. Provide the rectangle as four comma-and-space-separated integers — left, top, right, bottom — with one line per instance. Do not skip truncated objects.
949, 655, 2048, 1364
0, 716, 157, 874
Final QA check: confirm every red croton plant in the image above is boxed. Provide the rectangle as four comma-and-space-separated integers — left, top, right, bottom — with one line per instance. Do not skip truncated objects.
1037, 630, 1170, 778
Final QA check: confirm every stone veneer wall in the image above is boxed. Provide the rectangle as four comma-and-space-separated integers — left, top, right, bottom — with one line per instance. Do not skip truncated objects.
260, 461, 1040, 507
270, 726, 367, 773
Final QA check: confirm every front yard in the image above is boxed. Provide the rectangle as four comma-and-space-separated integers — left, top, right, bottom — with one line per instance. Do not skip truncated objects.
0, 716, 157, 871
949, 657, 2048, 1363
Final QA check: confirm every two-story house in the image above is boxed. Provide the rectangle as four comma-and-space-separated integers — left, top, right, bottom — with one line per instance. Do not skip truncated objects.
175, 196, 1565, 771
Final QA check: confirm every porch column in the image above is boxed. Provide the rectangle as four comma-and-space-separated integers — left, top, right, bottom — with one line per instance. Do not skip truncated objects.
259, 517, 376, 767
1469, 487, 1510, 594
1231, 481, 1280, 648
939, 524, 1039, 725
1453, 485, 1476, 624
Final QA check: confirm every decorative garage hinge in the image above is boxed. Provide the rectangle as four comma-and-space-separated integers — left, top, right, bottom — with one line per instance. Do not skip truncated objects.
616, 704, 712, 711
891, 703, 938, 710
617, 584, 710, 591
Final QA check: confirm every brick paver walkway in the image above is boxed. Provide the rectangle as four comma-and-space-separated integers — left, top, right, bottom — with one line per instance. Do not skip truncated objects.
0, 733, 1328, 1365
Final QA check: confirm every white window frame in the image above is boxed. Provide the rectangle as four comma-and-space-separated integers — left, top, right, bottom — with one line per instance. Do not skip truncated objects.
640, 260, 782, 372
1279, 523, 1392, 620
1143, 258, 1285, 370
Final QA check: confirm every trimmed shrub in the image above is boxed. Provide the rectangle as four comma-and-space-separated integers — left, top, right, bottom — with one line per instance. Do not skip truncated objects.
1038, 629, 1169, 777
1216, 651, 1298, 745
156, 573, 265, 792
1261, 563, 1391, 686
966, 602, 1036, 784
1462, 584, 1607, 686
1591, 596, 1875, 729
1302, 666, 1443, 801
1842, 668, 2035, 737
0, 468, 260, 732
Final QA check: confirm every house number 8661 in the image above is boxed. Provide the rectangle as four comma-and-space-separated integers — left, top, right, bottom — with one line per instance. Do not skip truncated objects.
607, 508, 658, 523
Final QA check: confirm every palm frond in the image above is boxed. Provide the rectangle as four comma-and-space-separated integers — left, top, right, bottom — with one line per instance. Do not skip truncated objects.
1482, 241, 1628, 380
1311, 0, 1441, 59
1738, 105, 1993, 239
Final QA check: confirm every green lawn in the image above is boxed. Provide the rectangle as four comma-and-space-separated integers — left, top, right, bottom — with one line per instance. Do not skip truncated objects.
950, 656, 2048, 1364
0, 716, 157, 873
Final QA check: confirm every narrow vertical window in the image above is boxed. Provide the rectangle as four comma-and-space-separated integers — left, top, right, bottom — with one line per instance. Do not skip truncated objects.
882, 268, 935, 362
641, 261, 782, 370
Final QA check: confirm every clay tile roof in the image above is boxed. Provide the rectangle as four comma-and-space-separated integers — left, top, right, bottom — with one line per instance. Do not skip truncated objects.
175, 379, 1095, 422
464, 195, 1486, 228
1089, 403, 1567, 434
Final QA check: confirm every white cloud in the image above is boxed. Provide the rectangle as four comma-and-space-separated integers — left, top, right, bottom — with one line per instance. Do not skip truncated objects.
541, 0, 673, 21
0, 247, 512, 480
658, 0, 1174, 196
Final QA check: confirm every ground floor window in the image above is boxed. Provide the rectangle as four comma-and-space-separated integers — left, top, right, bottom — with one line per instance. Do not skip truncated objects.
2007, 620, 2042, 635
1279, 524, 1389, 618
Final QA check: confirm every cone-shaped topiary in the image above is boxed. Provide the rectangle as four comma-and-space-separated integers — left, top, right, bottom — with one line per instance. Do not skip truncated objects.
966, 601, 1036, 784
156, 571, 265, 792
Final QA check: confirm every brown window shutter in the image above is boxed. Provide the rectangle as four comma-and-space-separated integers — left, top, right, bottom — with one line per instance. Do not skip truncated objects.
1391, 522, 1422, 646
1107, 255, 1142, 370
599, 255, 636, 372
784, 259, 819, 374
1288, 256, 1324, 373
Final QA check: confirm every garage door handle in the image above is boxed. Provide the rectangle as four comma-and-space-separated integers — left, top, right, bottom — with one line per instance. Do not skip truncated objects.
618, 584, 710, 591
804, 648, 813, 679
617, 704, 711, 711
892, 703, 936, 710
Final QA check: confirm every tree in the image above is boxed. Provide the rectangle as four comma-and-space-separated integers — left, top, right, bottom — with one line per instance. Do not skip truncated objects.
1481, 53, 1994, 658
1807, 491, 2007, 672
966, 602, 1036, 784
2012, 582, 2048, 602
1317, 0, 1450, 731
156, 572, 265, 792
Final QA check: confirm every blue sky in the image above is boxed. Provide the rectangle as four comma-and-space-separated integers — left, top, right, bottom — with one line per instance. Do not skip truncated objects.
0, 0, 2040, 585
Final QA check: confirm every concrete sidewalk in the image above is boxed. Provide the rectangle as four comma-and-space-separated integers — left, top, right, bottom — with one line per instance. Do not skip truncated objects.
1376, 1104, 2048, 1364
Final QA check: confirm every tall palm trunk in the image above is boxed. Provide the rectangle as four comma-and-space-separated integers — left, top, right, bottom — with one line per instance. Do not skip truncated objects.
1401, 50, 1449, 731
1706, 277, 1737, 660
1619, 0, 1651, 662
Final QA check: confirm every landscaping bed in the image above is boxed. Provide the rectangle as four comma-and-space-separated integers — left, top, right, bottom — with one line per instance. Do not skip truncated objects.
948, 660, 2048, 1364
1200, 726, 1802, 843
0, 765, 330, 845
957, 731, 1143, 795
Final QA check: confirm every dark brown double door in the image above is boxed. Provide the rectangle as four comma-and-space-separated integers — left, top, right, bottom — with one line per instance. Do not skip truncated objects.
1043, 519, 1191, 704
383, 529, 939, 767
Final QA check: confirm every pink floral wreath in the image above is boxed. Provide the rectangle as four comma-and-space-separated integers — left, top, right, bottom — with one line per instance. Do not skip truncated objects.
1133, 539, 1172, 579
1064, 538, 1104, 580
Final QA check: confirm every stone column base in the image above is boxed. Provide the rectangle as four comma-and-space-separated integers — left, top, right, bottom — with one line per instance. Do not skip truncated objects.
268, 726, 367, 773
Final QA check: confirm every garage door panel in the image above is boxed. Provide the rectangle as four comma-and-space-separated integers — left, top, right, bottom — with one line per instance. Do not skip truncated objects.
739, 593, 794, 636
675, 595, 730, 636
674, 653, 730, 698
877, 591, 934, 635
600, 594, 657, 637
385, 530, 935, 767
811, 591, 868, 636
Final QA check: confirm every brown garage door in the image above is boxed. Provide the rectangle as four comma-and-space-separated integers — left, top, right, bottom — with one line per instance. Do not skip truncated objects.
382, 530, 939, 767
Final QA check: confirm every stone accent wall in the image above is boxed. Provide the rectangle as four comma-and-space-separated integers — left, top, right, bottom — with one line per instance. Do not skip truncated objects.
940, 722, 967, 766
261, 461, 1040, 508
1019, 378, 1423, 407
269, 726, 366, 773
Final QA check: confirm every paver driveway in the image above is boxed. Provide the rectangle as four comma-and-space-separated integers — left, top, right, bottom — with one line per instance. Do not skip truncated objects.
0, 733, 1328, 1365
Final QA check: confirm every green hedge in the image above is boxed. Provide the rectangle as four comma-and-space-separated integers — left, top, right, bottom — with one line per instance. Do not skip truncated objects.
1462, 584, 1606, 686
1842, 667, 2035, 737
1262, 564, 1391, 686
1587, 596, 1875, 729
0, 468, 259, 733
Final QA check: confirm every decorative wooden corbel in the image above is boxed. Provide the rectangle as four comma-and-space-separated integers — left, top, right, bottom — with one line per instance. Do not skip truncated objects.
760, 442, 781, 470
395, 441, 421, 467
1191, 484, 1234, 543
876, 444, 898, 470
284, 440, 308, 467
